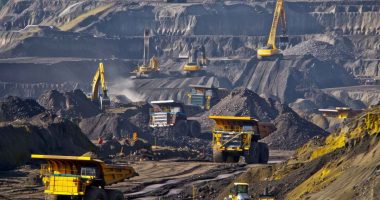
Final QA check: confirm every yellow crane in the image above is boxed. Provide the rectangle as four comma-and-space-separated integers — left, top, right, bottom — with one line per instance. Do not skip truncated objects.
90, 62, 110, 110
257, 0, 288, 59
182, 44, 209, 76
131, 29, 160, 78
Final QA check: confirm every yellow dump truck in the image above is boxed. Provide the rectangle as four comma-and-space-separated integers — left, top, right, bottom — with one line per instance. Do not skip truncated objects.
32, 154, 138, 200
209, 116, 275, 164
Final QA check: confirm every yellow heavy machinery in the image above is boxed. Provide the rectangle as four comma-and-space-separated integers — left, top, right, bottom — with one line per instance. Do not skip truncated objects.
257, 0, 288, 59
90, 62, 110, 110
318, 107, 364, 119
187, 84, 229, 110
182, 44, 209, 76
32, 154, 137, 200
131, 29, 160, 78
225, 183, 250, 200
209, 116, 275, 164
225, 183, 275, 200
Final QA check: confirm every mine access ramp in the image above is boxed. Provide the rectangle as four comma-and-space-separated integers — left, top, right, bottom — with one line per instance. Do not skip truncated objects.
32, 154, 138, 200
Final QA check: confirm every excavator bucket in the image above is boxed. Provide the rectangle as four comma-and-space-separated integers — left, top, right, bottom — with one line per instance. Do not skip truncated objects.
279, 35, 289, 50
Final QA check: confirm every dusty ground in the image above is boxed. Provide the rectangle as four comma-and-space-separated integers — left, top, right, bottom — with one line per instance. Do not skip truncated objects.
0, 150, 293, 200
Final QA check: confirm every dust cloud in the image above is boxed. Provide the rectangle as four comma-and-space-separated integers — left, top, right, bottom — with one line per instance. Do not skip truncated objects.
109, 78, 145, 102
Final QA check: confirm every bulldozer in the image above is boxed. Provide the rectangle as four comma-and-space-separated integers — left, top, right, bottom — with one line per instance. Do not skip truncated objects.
209, 116, 275, 164
32, 154, 138, 200
182, 44, 209, 76
257, 0, 288, 60
130, 29, 160, 79
90, 62, 110, 110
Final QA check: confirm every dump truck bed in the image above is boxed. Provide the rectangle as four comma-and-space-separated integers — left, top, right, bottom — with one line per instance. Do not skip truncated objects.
32, 154, 137, 185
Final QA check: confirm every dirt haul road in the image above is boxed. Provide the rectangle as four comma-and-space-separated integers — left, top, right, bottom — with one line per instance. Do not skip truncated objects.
0, 151, 292, 200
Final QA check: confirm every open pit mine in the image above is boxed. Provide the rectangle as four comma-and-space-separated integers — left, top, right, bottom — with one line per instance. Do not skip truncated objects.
0, 0, 379, 200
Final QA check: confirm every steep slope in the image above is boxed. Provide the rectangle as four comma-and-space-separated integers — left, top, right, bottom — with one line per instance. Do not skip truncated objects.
218, 105, 380, 200
240, 54, 356, 103
0, 112, 96, 170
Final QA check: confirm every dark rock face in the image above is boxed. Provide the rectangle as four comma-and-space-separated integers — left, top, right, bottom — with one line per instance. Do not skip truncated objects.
37, 89, 100, 118
79, 102, 152, 141
0, 115, 96, 170
0, 96, 45, 121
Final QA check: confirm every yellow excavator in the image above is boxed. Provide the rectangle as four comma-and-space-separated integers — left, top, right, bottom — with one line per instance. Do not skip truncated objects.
182, 44, 209, 76
257, 0, 288, 59
90, 62, 110, 110
131, 29, 160, 78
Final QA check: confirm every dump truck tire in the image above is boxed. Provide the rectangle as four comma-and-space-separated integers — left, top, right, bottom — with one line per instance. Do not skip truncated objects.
45, 195, 58, 200
258, 142, 269, 164
174, 120, 188, 136
188, 120, 201, 138
45, 195, 70, 200
213, 149, 225, 162
244, 142, 259, 164
106, 189, 124, 200
84, 187, 108, 200
225, 154, 239, 163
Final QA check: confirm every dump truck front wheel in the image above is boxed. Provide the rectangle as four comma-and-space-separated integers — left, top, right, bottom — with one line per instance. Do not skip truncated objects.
106, 189, 124, 200
174, 120, 188, 136
188, 120, 201, 138
213, 149, 225, 162
45, 195, 70, 200
244, 142, 259, 164
85, 187, 107, 200
258, 142, 269, 164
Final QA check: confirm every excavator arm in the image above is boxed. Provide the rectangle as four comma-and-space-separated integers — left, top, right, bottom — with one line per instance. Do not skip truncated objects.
91, 62, 108, 101
266, 0, 286, 49
257, 0, 287, 59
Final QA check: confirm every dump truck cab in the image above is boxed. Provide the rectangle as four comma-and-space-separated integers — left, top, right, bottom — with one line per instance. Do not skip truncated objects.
187, 84, 228, 110
149, 100, 201, 137
32, 154, 137, 200
210, 116, 275, 164
225, 183, 250, 200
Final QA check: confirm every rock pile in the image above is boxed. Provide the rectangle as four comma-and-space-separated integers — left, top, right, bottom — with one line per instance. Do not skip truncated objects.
283, 39, 353, 61
0, 114, 96, 170
0, 96, 45, 121
37, 89, 100, 118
